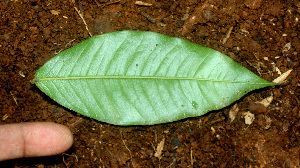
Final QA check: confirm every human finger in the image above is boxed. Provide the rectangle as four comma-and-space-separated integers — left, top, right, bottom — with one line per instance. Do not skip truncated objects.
0, 122, 73, 161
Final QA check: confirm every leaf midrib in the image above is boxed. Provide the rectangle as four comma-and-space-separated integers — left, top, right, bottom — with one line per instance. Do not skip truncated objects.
32, 76, 267, 85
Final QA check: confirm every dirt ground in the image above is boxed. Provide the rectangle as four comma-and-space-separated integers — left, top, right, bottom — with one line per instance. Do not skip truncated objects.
1, 0, 299, 167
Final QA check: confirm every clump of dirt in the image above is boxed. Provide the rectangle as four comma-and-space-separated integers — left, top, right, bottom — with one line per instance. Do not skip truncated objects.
1, 0, 299, 167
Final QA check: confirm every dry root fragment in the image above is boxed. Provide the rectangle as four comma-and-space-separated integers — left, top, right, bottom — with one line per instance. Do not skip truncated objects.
2, 114, 9, 121
19, 70, 25, 77
97, 0, 120, 8
264, 116, 272, 129
229, 104, 239, 122
211, 127, 216, 134
140, 11, 156, 23
154, 138, 165, 159
282, 42, 291, 53
135, 1, 152, 6
256, 96, 273, 108
273, 69, 293, 83
74, 7, 92, 37
222, 26, 233, 44
50, 10, 60, 15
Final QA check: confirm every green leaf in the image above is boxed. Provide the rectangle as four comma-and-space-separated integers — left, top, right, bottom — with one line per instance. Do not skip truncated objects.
33, 31, 277, 125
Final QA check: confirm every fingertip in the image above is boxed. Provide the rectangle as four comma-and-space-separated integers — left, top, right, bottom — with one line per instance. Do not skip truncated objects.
0, 122, 73, 161
22, 122, 74, 157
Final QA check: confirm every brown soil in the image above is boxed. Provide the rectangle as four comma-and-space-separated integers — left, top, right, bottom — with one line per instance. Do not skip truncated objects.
1, 0, 299, 167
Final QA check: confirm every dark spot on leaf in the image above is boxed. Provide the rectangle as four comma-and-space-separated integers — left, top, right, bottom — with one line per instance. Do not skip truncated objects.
136, 64, 138, 66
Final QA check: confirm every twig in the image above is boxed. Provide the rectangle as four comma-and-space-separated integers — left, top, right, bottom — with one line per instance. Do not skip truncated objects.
10, 91, 18, 106
135, 1, 152, 6
120, 131, 135, 168
205, 116, 225, 126
94, 0, 101, 6
140, 11, 156, 23
246, 60, 262, 76
74, 6, 92, 37
62, 154, 70, 168
191, 149, 194, 167
65, 39, 76, 47
97, 0, 120, 8
2, 114, 9, 121
222, 26, 233, 44
68, 117, 84, 132
19, 70, 25, 77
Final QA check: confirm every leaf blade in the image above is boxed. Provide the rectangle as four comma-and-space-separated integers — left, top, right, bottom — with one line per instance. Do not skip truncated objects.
33, 31, 277, 125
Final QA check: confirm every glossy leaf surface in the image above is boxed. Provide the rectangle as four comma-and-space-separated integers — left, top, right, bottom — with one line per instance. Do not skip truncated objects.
33, 31, 276, 125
